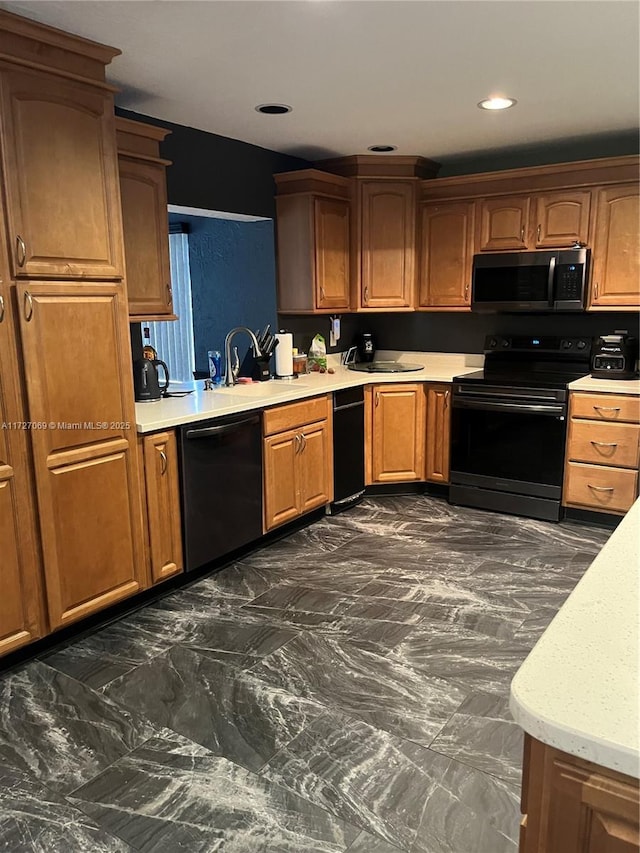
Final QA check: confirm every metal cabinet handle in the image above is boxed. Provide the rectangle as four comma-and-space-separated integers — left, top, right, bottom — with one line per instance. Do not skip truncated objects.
444, 390, 450, 410
159, 449, 168, 475
364, 286, 369, 304
320, 286, 326, 302
295, 434, 302, 453
23, 290, 33, 321
0, 294, 4, 324
375, 391, 380, 407
300, 433, 307, 452
536, 224, 541, 243
166, 283, 172, 305
464, 282, 470, 301
520, 225, 525, 243
16, 235, 26, 267
587, 484, 615, 492
590, 440, 618, 448
594, 282, 599, 301
593, 406, 621, 413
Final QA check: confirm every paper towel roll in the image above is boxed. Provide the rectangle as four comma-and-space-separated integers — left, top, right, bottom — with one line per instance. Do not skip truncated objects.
275, 333, 294, 377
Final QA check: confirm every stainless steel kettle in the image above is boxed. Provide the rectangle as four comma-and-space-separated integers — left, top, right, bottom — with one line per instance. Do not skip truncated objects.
133, 358, 169, 402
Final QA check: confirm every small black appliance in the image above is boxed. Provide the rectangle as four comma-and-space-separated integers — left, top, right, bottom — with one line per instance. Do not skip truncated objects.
133, 357, 169, 402
591, 331, 639, 380
356, 332, 376, 363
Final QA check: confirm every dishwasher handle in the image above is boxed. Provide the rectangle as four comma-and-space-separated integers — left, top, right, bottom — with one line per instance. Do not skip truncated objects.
334, 400, 365, 413
185, 415, 260, 439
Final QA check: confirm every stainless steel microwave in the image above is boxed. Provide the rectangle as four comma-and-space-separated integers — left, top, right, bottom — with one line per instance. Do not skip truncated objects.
471, 248, 590, 312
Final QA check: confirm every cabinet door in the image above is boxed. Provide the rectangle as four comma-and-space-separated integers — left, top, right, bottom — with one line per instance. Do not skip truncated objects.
299, 420, 332, 513
478, 195, 530, 251
264, 427, 300, 531
419, 201, 474, 308
120, 157, 172, 318
314, 197, 350, 310
0, 284, 44, 656
533, 190, 591, 248
360, 182, 415, 308
0, 66, 123, 280
522, 735, 640, 853
425, 384, 452, 483
589, 184, 640, 308
17, 282, 147, 628
371, 384, 425, 482
143, 431, 183, 583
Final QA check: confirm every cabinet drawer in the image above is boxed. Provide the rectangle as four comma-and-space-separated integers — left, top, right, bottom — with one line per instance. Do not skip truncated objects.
571, 393, 640, 424
564, 462, 638, 513
263, 395, 330, 436
567, 420, 640, 468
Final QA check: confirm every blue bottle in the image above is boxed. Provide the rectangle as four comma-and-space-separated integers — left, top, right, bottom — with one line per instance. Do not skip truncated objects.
208, 350, 222, 384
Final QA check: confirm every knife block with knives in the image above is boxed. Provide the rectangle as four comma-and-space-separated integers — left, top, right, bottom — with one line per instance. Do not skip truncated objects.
238, 324, 278, 381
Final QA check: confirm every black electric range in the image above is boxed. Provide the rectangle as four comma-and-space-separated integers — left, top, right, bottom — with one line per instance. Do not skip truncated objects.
449, 335, 592, 522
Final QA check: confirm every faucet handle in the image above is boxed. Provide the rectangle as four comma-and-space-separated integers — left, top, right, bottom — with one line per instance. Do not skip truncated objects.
232, 346, 240, 380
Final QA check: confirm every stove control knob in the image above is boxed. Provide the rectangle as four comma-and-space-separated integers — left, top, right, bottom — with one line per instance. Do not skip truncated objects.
489, 338, 498, 348
576, 339, 587, 350
561, 339, 573, 349
501, 339, 510, 348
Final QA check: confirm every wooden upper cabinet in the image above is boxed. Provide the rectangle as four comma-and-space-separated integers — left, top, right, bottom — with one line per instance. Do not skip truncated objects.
369, 383, 426, 483
419, 200, 474, 309
313, 196, 350, 310
425, 384, 452, 483
116, 118, 173, 319
589, 184, 640, 308
275, 170, 351, 314
16, 281, 147, 629
532, 190, 591, 248
477, 195, 530, 251
359, 181, 416, 309
0, 66, 123, 280
142, 431, 183, 583
0, 281, 44, 656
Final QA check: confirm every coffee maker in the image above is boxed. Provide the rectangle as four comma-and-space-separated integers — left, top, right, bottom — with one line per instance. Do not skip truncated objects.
356, 332, 376, 363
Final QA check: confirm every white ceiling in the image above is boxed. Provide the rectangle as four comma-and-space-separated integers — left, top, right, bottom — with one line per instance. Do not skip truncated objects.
2, 1, 638, 162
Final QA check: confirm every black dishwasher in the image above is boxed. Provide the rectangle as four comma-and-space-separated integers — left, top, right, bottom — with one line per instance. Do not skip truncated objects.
179, 413, 263, 571
331, 386, 365, 513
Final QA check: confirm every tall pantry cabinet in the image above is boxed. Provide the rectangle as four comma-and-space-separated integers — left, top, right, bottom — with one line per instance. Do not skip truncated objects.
0, 11, 147, 639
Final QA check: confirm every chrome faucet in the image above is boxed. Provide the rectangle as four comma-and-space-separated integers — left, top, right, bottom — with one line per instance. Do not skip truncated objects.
224, 327, 263, 386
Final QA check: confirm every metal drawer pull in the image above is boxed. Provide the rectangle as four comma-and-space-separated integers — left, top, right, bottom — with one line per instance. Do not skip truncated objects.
0, 294, 4, 324
16, 235, 26, 267
23, 290, 33, 321
587, 484, 615, 492
159, 450, 168, 475
590, 440, 618, 448
593, 406, 621, 413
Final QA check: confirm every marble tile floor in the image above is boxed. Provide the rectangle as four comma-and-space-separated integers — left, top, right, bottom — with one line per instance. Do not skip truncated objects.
0, 495, 612, 853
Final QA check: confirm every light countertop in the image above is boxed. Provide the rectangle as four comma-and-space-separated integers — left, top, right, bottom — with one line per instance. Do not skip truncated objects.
135, 351, 483, 434
510, 498, 640, 778
568, 375, 640, 395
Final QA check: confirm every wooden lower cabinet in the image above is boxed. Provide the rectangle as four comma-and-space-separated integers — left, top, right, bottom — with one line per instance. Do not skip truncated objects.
16, 281, 148, 628
141, 431, 183, 583
520, 734, 640, 853
263, 396, 333, 531
366, 383, 426, 484
0, 281, 44, 655
425, 384, 452, 483
563, 392, 640, 515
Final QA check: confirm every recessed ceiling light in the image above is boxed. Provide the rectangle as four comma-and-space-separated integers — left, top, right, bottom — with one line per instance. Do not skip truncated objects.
477, 97, 517, 111
367, 145, 397, 153
255, 103, 292, 115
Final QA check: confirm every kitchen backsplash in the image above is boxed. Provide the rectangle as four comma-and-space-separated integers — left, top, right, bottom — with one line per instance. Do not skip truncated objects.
280, 311, 640, 357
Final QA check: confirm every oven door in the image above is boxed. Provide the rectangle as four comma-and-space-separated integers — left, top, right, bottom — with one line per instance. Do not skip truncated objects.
450, 390, 567, 500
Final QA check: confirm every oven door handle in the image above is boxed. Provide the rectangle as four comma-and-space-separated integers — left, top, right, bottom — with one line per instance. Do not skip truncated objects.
454, 397, 566, 416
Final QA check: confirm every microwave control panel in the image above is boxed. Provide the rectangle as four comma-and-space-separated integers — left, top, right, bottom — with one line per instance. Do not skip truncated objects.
555, 263, 585, 301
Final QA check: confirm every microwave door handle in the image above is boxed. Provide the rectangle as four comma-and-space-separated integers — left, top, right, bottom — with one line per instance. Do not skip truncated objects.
547, 255, 556, 307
